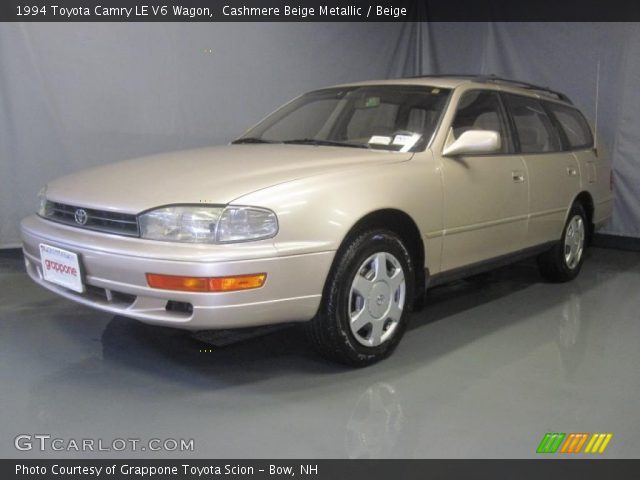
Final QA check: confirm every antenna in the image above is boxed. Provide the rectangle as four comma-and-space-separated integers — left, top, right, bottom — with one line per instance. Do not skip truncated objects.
594, 58, 601, 150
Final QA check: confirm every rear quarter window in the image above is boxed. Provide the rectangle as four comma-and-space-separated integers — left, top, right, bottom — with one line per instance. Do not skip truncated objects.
545, 102, 594, 150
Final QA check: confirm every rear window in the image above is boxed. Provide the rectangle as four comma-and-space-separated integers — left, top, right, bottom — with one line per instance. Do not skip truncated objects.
545, 102, 594, 150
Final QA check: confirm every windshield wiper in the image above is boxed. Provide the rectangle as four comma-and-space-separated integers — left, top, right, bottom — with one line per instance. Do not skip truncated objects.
232, 137, 276, 144
283, 138, 369, 149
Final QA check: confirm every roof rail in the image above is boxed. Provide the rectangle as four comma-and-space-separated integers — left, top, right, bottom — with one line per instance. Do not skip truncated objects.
406, 73, 573, 104
474, 75, 573, 104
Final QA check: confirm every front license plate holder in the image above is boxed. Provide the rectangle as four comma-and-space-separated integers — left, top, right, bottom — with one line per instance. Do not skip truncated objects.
39, 243, 84, 293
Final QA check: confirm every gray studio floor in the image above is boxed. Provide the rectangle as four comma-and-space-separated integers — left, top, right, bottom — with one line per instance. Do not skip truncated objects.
1, 247, 638, 459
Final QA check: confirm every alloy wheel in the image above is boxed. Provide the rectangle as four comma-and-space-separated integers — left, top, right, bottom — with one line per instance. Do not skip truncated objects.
564, 214, 585, 270
348, 252, 406, 347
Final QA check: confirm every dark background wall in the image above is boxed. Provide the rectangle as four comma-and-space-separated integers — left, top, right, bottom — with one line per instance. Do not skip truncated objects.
404, 22, 640, 238
0, 22, 411, 247
1, 22, 638, 246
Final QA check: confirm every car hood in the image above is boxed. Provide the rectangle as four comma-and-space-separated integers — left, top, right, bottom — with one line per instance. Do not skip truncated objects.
46, 144, 412, 213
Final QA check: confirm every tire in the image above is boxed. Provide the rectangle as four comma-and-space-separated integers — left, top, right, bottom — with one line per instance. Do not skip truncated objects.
537, 203, 588, 283
306, 229, 415, 367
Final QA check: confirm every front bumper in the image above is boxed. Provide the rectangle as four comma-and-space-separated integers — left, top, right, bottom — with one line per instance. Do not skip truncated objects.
21, 215, 334, 330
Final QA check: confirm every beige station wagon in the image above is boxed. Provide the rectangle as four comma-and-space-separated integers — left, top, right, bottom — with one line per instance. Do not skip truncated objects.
21, 75, 613, 365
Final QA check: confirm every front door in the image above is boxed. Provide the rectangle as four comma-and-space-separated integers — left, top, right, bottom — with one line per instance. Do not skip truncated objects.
440, 90, 529, 272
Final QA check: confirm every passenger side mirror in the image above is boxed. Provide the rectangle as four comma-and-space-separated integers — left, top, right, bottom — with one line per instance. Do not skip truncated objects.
442, 130, 501, 157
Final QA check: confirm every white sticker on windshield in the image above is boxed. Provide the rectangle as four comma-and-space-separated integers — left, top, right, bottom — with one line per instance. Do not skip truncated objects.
392, 133, 422, 152
368, 135, 392, 145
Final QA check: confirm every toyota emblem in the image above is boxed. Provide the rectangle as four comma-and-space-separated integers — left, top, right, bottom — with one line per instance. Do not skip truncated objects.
74, 208, 88, 225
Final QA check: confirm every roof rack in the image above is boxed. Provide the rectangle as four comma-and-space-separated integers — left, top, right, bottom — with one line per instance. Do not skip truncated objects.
475, 75, 573, 104
407, 73, 573, 104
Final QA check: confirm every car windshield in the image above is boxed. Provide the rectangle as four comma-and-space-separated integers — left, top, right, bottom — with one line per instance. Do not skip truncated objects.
234, 85, 451, 152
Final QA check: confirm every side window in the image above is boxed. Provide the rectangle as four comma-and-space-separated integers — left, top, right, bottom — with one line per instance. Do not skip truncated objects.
503, 94, 562, 153
545, 102, 594, 149
451, 90, 509, 153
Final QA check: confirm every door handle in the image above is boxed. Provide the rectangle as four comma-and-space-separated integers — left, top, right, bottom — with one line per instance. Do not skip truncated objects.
512, 171, 525, 183
567, 167, 578, 176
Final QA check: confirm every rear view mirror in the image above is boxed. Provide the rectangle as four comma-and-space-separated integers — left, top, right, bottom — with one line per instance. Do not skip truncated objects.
442, 130, 501, 157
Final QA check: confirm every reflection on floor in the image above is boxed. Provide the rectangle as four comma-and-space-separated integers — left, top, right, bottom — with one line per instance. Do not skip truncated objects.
0, 248, 638, 458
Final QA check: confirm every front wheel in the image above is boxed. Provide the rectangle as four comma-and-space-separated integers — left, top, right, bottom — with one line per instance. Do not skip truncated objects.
305, 230, 415, 367
537, 203, 588, 283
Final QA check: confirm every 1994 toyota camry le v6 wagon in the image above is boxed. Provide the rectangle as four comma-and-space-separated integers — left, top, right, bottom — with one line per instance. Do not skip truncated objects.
21, 75, 613, 365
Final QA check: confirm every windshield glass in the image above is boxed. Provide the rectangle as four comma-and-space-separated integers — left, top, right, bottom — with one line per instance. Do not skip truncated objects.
235, 85, 451, 152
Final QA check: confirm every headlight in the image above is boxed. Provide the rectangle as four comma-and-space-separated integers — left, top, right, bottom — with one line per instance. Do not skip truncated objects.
37, 186, 50, 216
138, 205, 278, 244
139, 206, 224, 243
216, 206, 278, 243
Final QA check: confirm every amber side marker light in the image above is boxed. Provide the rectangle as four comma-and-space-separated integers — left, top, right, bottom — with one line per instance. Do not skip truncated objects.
146, 273, 266, 292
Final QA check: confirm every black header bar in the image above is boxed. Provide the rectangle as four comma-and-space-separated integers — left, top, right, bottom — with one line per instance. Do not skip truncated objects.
2, 0, 640, 22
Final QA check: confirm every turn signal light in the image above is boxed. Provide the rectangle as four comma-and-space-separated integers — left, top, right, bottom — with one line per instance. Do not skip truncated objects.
146, 273, 266, 292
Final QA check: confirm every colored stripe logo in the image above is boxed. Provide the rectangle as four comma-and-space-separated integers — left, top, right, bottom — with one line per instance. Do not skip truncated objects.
584, 433, 613, 453
537, 433, 565, 453
559, 433, 589, 453
537, 433, 612, 454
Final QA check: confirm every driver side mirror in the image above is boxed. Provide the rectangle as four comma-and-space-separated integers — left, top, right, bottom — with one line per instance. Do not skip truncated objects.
442, 130, 501, 157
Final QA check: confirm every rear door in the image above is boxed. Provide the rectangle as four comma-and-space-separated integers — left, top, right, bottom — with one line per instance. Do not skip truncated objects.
502, 93, 581, 247
544, 102, 609, 215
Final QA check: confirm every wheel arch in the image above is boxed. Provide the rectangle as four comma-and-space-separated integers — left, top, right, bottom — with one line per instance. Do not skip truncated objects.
326, 208, 426, 308
571, 191, 595, 243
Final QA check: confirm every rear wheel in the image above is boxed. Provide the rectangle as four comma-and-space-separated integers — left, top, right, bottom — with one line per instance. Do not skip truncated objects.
537, 203, 587, 282
306, 230, 415, 366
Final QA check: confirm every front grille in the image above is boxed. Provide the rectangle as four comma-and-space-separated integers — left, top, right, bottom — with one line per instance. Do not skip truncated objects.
44, 201, 139, 237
